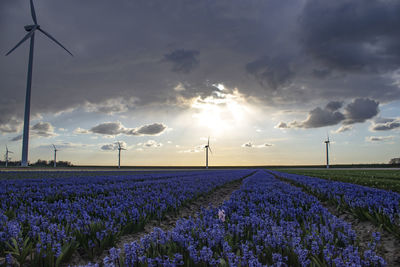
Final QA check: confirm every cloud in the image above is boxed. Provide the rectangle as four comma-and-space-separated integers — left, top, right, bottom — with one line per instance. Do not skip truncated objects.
178, 145, 204, 153
2, 0, 400, 132
73, 127, 90, 134
84, 97, 137, 114
163, 49, 200, 73
325, 101, 343, 112
245, 55, 294, 90
31, 122, 57, 137
275, 122, 289, 129
370, 118, 400, 131
141, 140, 163, 148
85, 122, 167, 136
126, 123, 167, 136
91, 122, 125, 135
287, 101, 346, 128
242, 141, 254, 148
366, 136, 394, 142
334, 125, 352, 133
300, 0, 400, 73
242, 141, 272, 148
11, 122, 57, 141
343, 98, 379, 124
0, 117, 22, 134
281, 98, 379, 129
174, 83, 186, 92
101, 141, 127, 151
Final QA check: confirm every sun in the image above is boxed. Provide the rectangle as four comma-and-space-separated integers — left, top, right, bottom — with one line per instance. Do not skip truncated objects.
190, 86, 251, 135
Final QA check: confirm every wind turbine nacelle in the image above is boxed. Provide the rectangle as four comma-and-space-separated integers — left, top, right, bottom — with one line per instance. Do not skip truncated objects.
24, 25, 38, 32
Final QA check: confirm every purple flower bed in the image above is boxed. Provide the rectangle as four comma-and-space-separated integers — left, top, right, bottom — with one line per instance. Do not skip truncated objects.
98, 171, 384, 267
270, 170, 400, 239
0, 170, 253, 266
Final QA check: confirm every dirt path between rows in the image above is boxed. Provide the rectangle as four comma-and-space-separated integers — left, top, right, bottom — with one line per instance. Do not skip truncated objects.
66, 177, 247, 266
270, 172, 400, 267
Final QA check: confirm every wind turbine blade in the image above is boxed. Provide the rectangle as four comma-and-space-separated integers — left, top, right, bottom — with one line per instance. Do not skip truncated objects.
207, 137, 210, 146
38, 28, 73, 56
30, 0, 38, 24
208, 146, 213, 154
52, 144, 56, 150
5, 29, 36, 56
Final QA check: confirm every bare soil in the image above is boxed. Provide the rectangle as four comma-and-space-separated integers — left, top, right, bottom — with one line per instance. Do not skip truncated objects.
65, 178, 244, 266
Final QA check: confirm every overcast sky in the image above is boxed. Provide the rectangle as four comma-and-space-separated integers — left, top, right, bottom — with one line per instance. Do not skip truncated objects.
1, 0, 399, 166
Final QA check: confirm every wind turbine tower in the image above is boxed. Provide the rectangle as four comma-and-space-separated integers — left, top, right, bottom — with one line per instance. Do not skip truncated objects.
52, 144, 58, 168
204, 137, 212, 169
117, 142, 126, 169
5, 0, 73, 167
324, 135, 330, 169
5, 146, 13, 167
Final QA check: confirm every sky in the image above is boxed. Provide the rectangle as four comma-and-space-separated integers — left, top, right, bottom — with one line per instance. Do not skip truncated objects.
0, 0, 399, 166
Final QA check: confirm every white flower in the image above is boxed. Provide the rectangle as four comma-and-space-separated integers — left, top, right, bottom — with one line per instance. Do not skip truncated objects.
218, 209, 225, 222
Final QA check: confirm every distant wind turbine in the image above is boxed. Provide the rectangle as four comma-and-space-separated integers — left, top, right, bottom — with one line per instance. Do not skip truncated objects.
117, 142, 126, 169
324, 134, 330, 169
5, 146, 13, 167
204, 137, 212, 169
5, 0, 73, 167
52, 144, 58, 168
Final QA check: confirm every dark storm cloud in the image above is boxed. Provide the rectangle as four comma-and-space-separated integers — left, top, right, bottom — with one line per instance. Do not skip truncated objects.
325, 101, 343, 112
245, 56, 294, 90
343, 98, 379, 124
163, 49, 200, 73
1, 0, 400, 132
301, 0, 400, 72
88, 122, 167, 136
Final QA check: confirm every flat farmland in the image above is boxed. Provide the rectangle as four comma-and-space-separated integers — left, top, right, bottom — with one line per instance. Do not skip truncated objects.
1, 169, 399, 266
276, 169, 400, 193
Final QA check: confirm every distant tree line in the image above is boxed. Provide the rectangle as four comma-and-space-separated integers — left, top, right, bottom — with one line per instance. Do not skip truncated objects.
389, 158, 400, 165
1, 159, 73, 167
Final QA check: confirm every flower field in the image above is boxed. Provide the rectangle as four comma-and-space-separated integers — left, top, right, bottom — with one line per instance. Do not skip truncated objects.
1, 169, 397, 266
270, 170, 400, 239
0, 170, 253, 266
88, 171, 387, 267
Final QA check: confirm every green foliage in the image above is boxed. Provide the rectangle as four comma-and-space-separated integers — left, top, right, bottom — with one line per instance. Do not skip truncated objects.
278, 169, 400, 193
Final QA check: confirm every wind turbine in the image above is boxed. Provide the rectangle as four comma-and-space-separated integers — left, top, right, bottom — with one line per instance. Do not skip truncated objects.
5, 0, 73, 167
204, 137, 212, 169
324, 134, 330, 169
52, 144, 58, 168
117, 142, 126, 169
5, 146, 13, 167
